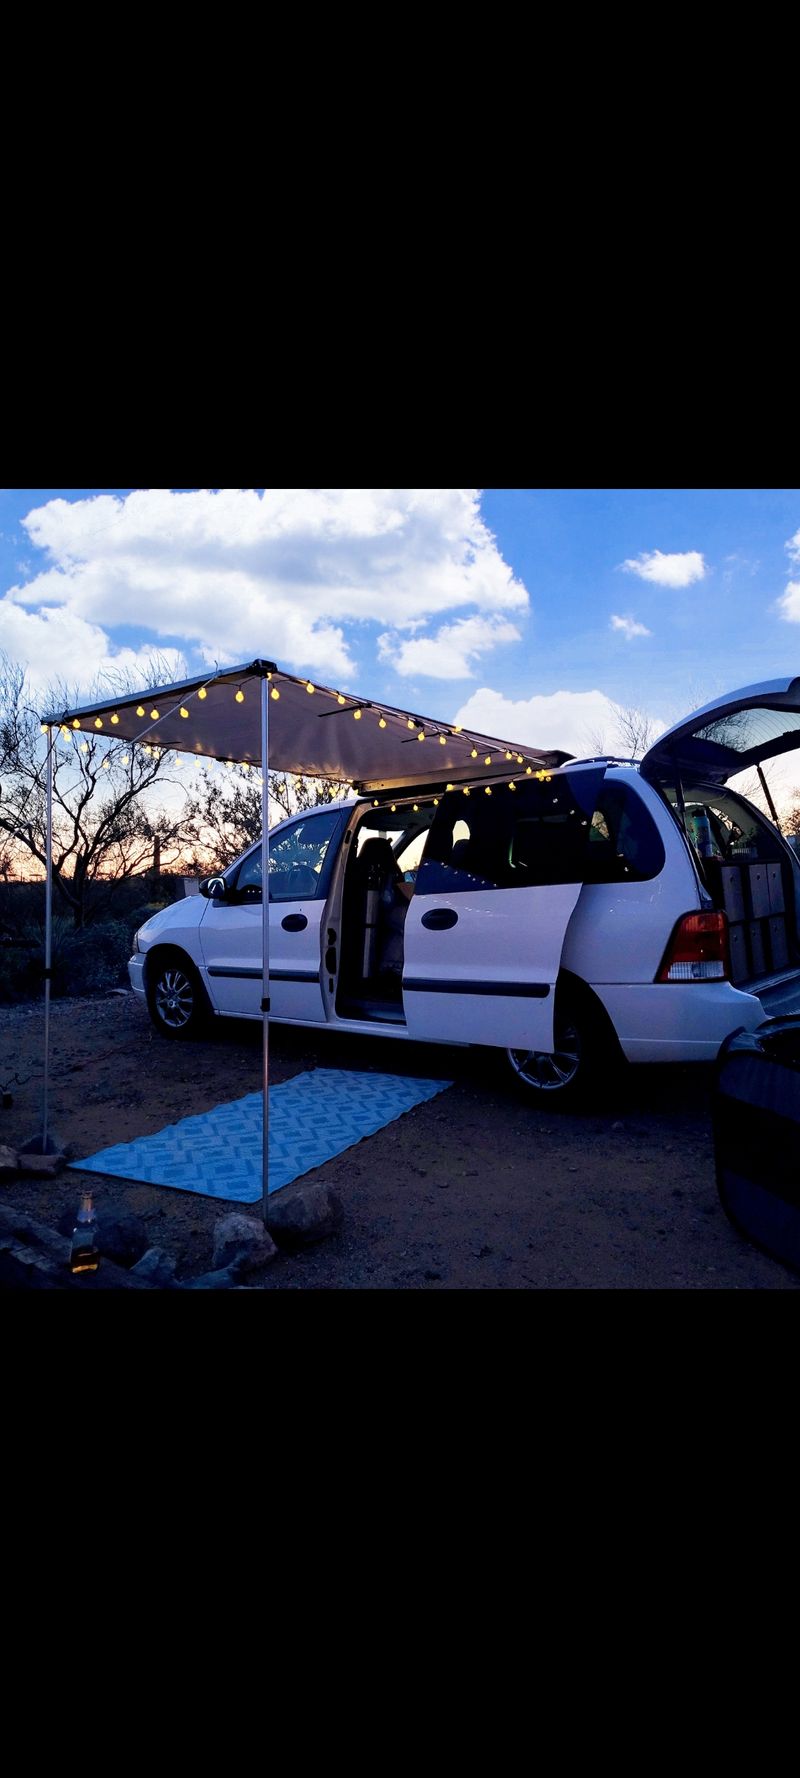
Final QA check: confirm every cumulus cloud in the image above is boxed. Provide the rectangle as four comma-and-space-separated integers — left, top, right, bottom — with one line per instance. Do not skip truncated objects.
2, 489, 529, 688
0, 600, 185, 698
775, 528, 800, 623
621, 549, 706, 588
453, 686, 623, 759
610, 614, 652, 641
377, 614, 521, 679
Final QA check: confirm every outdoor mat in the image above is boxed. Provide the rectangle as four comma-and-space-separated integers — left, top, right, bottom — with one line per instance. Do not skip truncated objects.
69, 1068, 452, 1203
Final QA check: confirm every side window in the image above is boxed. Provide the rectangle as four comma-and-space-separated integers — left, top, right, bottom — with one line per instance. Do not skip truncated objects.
584, 783, 665, 883
233, 810, 343, 903
417, 771, 604, 894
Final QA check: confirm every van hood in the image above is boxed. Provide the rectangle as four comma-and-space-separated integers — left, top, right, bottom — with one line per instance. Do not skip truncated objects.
640, 677, 800, 784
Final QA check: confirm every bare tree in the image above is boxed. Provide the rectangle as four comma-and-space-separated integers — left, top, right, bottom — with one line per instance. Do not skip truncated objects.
0, 654, 186, 928
181, 765, 354, 873
583, 701, 658, 761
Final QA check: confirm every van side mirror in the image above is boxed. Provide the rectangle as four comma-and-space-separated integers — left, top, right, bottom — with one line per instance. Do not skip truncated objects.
201, 876, 227, 900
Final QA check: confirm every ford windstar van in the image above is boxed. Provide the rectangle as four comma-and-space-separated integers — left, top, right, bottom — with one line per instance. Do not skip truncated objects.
128, 680, 800, 1100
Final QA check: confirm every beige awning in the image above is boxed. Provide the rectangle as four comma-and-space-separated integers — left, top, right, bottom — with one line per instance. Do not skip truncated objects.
43, 659, 569, 792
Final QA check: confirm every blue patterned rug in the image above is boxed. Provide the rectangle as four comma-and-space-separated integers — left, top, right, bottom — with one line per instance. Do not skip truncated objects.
69, 1069, 452, 1203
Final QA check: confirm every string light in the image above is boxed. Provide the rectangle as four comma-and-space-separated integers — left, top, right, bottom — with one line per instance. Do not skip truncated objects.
95, 718, 103, 729
180, 706, 189, 719
446, 783, 455, 791
110, 713, 119, 725
198, 688, 207, 701
60, 726, 69, 738
354, 708, 362, 720
40, 724, 49, 735
102, 759, 109, 770
121, 755, 129, 766
517, 755, 524, 764
407, 719, 415, 730
136, 706, 145, 717
463, 787, 470, 796
413, 804, 419, 812
439, 734, 447, 746
150, 709, 159, 721
509, 781, 516, 790
453, 725, 462, 734
390, 804, 397, 813
471, 748, 478, 758
418, 730, 425, 741
81, 742, 88, 753
271, 687, 280, 700
373, 800, 380, 807
526, 767, 533, 775
433, 797, 439, 806
338, 694, 346, 705
485, 786, 492, 796
378, 717, 387, 729
72, 719, 80, 729
305, 683, 314, 695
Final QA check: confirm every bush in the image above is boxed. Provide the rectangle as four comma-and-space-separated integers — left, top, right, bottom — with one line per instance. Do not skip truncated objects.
0, 917, 137, 1001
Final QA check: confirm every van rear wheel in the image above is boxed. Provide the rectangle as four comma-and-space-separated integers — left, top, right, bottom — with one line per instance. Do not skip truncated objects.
505, 991, 614, 1106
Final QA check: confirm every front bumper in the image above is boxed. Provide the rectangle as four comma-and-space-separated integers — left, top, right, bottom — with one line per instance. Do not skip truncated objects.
128, 954, 146, 999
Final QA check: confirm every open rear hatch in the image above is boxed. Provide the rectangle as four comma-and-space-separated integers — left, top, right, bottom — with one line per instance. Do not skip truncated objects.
640, 679, 800, 994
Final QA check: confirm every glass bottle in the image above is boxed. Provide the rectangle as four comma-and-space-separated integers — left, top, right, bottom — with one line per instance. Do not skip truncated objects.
70, 1192, 100, 1275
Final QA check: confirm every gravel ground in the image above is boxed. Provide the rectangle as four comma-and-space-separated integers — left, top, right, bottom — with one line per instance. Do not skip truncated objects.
1, 991, 798, 1289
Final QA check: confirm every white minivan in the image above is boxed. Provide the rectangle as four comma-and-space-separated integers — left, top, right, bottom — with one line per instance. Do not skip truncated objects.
128, 679, 800, 1100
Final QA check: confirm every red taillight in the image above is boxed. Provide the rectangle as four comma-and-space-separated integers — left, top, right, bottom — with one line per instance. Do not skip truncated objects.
656, 910, 730, 982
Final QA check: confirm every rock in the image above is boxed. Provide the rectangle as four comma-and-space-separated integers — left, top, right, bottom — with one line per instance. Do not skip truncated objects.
96, 1212, 150, 1268
212, 1213, 277, 1273
17, 1149, 66, 1176
0, 1144, 18, 1178
181, 1265, 242, 1290
130, 1247, 178, 1287
266, 1182, 343, 1251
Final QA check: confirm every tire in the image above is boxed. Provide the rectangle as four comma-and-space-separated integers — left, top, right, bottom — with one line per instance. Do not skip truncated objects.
146, 949, 208, 1040
504, 989, 615, 1107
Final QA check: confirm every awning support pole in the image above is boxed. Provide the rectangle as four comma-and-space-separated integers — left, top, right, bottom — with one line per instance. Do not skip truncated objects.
42, 727, 54, 1152
261, 675, 271, 1224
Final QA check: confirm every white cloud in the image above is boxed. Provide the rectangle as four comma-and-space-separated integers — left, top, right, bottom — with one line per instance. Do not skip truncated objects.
453, 686, 621, 759
0, 601, 185, 699
2, 489, 529, 689
610, 614, 652, 641
621, 549, 706, 588
377, 614, 521, 679
776, 530, 800, 623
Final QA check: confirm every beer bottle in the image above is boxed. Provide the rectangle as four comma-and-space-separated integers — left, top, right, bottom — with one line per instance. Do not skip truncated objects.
70, 1192, 100, 1275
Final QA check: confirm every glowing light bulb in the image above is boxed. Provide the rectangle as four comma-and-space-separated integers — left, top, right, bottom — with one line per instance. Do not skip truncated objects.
509, 781, 516, 790
150, 709, 159, 721
373, 800, 379, 807
338, 694, 346, 705
439, 734, 446, 746
198, 687, 208, 701
471, 748, 478, 758
40, 724, 49, 735
390, 804, 397, 813
526, 767, 533, 775
407, 719, 415, 730
242, 762, 250, 771
463, 787, 470, 796
379, 717, 387, 729
506, 751, 512, 761
484, 755, 491, 765
180, 707, 189, 719
418, 730, 425, 740
121, 755, 129, 765
413, 804, 419, 813
72, 719, 79, 729
111, 713, 119, 725
453, 725, 462, 734
517, 755, 524, 764
271, 687, 280, 700
446, 783, 455, 792
95, 718, 103, 729
60, 726, 69, 738
354, 708, 362, 720
433, 797, 440, 806
485, 786, 492, 796
136, 706, 145, 717
305, 683, 314, 696
102, 759, 109, 770
81, 741, 88, 752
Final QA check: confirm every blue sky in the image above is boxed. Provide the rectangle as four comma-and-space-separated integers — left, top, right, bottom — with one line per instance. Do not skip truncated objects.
2, 487, 799, 765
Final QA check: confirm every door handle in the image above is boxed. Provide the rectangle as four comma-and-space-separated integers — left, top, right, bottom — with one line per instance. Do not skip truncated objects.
281, 913, 308, 932
421, 908, 459, 931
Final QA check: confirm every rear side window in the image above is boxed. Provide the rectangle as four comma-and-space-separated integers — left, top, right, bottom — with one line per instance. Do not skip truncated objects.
583, 783, 665, 883
417, 770, 604, 894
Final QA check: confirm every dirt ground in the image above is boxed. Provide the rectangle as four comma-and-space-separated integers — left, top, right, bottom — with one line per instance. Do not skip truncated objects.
1, 990, 798, 1290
